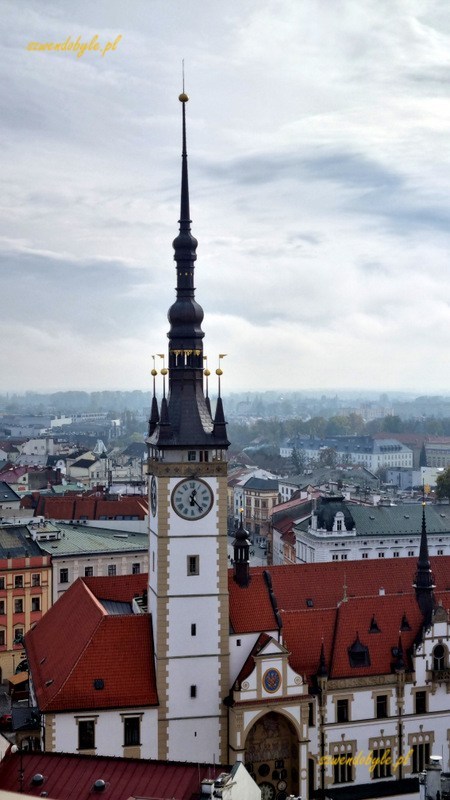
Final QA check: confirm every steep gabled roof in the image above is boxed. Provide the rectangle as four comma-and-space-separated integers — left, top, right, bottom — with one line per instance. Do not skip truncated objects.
26, 575, 157, 712
228, 571, 278, 634
230, 556, 450, 683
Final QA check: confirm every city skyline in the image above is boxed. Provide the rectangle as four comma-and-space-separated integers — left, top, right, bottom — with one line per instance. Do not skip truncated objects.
2, 0, 450, 394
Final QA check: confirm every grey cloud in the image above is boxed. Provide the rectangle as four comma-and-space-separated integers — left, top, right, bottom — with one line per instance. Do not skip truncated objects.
0, 250, 154, 339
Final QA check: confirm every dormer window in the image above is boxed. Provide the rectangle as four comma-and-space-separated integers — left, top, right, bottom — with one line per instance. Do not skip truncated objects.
348, 634, 370, 668
334, 512, 346, 533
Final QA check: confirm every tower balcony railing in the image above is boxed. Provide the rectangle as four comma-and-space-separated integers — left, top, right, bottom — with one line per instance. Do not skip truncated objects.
430, 668, 450, 682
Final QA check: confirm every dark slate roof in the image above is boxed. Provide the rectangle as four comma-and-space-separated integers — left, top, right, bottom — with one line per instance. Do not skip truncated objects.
243, 477, 279, 491
316, 496, 355, 531
0, 526, 43, 558
0, 481, 21, 504
122, 442, 147, 458
71, 458, 98, 469
350, 503, 450, 537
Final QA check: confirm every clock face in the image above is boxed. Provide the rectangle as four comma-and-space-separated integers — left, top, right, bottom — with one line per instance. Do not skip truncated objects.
150, 476, 157, 517
171, 478, 213, 520
259, 782, 276, 800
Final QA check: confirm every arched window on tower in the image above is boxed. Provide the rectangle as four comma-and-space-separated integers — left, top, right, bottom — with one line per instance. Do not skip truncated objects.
433, 643, 446, 671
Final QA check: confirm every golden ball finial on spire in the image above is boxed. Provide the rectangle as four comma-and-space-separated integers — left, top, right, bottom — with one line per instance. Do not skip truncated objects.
179, 92, 189, 103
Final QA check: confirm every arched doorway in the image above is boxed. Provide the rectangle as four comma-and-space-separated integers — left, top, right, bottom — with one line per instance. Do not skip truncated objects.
244, 711, 299, 799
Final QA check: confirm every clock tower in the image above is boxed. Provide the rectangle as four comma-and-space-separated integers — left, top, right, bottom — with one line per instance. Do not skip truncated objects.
147, 93, 230, 764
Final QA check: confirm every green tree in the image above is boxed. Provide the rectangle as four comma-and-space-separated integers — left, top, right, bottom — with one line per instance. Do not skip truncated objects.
436, 468, 450, 501
291, 447, 304, 474
419, 443, 427, 468
319, 447, 337, 467
382, 415, 403, 433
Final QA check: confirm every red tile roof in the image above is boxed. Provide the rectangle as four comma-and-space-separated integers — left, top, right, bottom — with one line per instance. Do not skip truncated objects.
229, 557, 450, 682
0, 750, 227, 800
28, 494, 148, 521
83, 572, 147, 603
26, 576, 157, 712
229, 571, 278, 634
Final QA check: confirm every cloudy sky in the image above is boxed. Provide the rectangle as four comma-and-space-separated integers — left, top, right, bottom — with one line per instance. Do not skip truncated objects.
2, 0, 450, 395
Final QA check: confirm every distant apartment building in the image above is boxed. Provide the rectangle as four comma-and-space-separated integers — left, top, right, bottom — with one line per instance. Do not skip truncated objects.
66, 450, 108, 488
386, 466, 444, 491
269, 496, 314, 566
27, 520, 148, 602
243, 477, 279, 539
280, 435, 413, 471
0, 526, 51, 680
425, 440, 450, 468
293, 495, 450, 564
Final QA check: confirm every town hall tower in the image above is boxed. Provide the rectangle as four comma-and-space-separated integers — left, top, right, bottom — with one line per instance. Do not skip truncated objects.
146, 93, 230, 764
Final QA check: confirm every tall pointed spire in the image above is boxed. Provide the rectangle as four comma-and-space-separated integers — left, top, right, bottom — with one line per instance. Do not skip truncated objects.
413, 502, 436, 625
147, 93, 229, 451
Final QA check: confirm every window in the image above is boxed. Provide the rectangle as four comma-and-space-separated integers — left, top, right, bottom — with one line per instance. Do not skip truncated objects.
0, 601, 5, 615
0, 578, 4, 590
0, 630, 4, 646
341, 554, 347, 560
78, 719, 96, 750
438, 549, 444, 555
408, 550, 414, 557
308, 702, 315, 727
336, 519, 342, 531
433, 644, 446, 670
190, 685, 197, 698
376, 695, 388, 719
14, 628, 23, 643
378, 552, 385, 558
32, 574, 40, 587
188, 451, 196, 461
412, 742, 430, 773
336, 699, 348, 723
31, 597, 40, 612
14, 575, 23, 589
372, 748, 392, 779
332, 745, 354, 784
393, 551, 400, 558
362, 552, 368, 559
132, 563, 140, 575
108, 565, 117, 576
59, 568, 69, 584
187, 555, 199, 576
415, 691, 427, 714
191, 623, 196, 636
14, 599, 23, 614
123, 716, 140, 746
84, 566, 93, 577
332, 554, 339, 561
